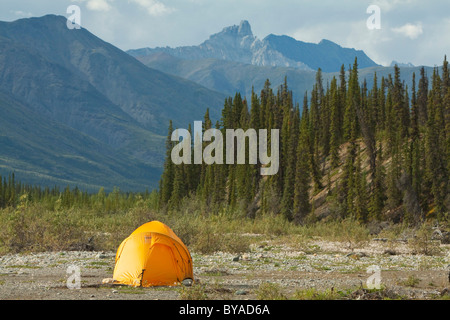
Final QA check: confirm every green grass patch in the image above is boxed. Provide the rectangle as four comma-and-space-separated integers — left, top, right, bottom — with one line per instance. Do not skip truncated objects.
6, 265, 41, 269
117, 286, 146, 295
293, 288, 343, 300
399, 275, 421, 287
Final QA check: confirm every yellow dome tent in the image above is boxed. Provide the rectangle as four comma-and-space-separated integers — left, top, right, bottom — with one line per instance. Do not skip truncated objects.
113, 221, 193, 287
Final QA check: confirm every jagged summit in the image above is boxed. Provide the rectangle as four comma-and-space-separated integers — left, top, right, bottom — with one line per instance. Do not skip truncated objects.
238, 20, 252, 37
390, 60, 415, 67
128, 21, 378, 72
215, 20, 253, 38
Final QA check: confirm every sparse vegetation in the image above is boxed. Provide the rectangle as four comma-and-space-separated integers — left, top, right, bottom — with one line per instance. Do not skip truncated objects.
408, 224, 442, 256
178, 284, 209, 300
255, 282, 287, 300
116, 286, 146, 295
0, 191, 447, 256
0, 194, 401, 255
399, 275, 421, 287
293, 288, 342, 300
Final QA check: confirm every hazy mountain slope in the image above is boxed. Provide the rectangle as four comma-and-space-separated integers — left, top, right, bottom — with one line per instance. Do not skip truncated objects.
0, 15, 227, 190
0, 15, 226, 135
263, 35, 378, 72
137, 52, 434, 105
137, 52, 315, 100
0, 36, 170, 176
0, 90, 160, 191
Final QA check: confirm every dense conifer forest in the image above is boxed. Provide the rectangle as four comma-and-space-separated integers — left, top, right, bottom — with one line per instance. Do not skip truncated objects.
158, 57, 449, 224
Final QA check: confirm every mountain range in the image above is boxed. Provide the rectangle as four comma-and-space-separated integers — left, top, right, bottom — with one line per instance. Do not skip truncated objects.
0, 16, 436, 191
128, 20, 379, 73
128, 21, 433, 104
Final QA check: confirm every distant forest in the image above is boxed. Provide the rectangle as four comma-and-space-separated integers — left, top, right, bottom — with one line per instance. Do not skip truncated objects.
159, 57, 449, 224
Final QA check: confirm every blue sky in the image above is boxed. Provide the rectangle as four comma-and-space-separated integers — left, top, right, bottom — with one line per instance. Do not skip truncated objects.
1, 0, 449, 67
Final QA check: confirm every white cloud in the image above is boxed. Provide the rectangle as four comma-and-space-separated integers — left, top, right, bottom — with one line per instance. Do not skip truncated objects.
72, 0, 112, 12
392, 22, 423, 39
373, 0, 415, 12
87, 0, 111, 12
129, 0, 174, 16
11, 10, 33, 17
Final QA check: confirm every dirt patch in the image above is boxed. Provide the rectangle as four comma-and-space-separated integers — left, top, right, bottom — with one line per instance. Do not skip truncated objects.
0, 239, 449, 300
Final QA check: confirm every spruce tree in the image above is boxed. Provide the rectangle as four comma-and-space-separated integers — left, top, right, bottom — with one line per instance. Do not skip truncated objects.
329, 77, 341, 168
368, 141, 386, 221
235, 100, 254, 208
417, 67, 429, 126
424, 68, 448, 217
339, 58, 361, 218
409, 72, 423, 207
280, 103, 300, 220
0, 174, 3, 208
344, 58, 360, 142
308, 86, 323, 191
392, 65, 410, 139
159, 120, 175, 206
293, 98, 312, 223
378, 76, 387, 131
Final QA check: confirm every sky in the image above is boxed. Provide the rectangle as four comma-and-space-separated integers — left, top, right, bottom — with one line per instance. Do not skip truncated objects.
1, 0, 449, 67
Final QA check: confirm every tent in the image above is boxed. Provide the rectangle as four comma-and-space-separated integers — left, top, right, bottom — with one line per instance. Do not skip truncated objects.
113, 221, 193, 287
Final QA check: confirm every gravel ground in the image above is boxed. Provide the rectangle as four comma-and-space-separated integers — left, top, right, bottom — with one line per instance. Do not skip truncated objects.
0, 237, 449, 300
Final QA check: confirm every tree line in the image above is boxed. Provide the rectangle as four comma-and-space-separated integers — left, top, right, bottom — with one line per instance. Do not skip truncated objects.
159, 57, 449, 224
0, 172, 158, 213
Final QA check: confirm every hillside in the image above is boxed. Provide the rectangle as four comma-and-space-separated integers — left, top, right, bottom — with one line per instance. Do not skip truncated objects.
0, 15, 226, 190
0, 91, 160, 191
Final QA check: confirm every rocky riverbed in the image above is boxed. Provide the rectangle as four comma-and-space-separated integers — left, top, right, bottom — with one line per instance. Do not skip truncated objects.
0, 237, 449, 300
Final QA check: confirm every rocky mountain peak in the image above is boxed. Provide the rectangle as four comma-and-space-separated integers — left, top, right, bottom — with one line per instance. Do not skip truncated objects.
238, 20, 252, 37
214, 20, 254, 40
128, 20, 378, 72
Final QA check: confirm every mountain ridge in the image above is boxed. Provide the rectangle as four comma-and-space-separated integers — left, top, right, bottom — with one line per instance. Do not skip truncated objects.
128, 20, 379, 73
0, 15, 226, 190
136, 50, 435, 107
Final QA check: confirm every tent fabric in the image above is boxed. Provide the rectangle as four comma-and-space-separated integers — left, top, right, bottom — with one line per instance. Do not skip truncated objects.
113, 221, 193, 287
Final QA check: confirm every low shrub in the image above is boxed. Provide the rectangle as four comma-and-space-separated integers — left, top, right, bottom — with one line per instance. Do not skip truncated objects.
255, 282, 287, 300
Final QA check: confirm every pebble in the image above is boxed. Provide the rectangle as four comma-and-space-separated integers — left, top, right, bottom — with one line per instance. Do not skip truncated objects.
182, 279, 193, 287
235, 290, 248, 295
96, 253, 108, 259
